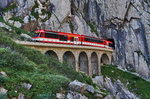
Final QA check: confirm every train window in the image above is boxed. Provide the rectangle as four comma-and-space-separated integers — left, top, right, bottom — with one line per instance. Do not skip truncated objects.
40, 33, 43, 37
60, 35, 68, 41
85, 37, 91, 42
34, 32, 39, 37
70, 37, 74, 42
109, 43, 112, 47
45, 32, 58, 39
98, 40, 103, 43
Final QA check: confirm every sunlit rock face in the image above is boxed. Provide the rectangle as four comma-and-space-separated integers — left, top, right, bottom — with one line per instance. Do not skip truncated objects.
0, 0, 150, 78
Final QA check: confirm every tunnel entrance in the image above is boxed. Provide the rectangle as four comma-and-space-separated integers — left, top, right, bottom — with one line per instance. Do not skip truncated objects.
107, 39, 115, 49
63, 51, 75, 69
91, 52, 98, 75
101, 53, 109, 65
45, 50, 58, 60
79, 52, 89, 75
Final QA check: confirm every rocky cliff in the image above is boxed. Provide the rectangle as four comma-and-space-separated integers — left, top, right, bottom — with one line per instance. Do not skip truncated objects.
0, 0, 150, 79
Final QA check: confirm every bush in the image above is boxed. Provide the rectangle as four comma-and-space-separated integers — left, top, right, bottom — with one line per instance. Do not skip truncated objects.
0, 94, 7, 99
0, 75, 6, 85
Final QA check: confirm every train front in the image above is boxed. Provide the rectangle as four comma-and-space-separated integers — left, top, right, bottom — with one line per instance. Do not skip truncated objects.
32, 30, 44, 42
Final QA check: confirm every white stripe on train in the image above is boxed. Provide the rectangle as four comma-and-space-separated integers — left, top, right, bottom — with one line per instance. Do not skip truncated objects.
33, 38, 111, 48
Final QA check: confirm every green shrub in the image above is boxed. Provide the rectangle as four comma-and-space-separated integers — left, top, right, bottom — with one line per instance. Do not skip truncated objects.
0, 94, 7, 99
0, 75, 6, 85
3, 4, 17, 12
9, 17, 24, 23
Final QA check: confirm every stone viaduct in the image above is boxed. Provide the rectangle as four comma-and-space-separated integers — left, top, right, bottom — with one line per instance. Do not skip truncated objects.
16, 41, 113, 77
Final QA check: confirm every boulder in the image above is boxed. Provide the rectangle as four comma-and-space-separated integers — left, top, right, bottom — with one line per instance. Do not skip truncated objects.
0, 87, 7, 94
18, 93, 25, 99
56, 93, 65, 99
0, 22, 11, 30
103, 77, 116, 96
14, 21, 22, 28
20, 34, 32, 40
92, 76, 104, 87
68, 80, 87, 93
67, 91, 88, 99
86, 85, 94, 94
0, 71, 8, 77
104, 95, 113, 99
22, 83, 32, 90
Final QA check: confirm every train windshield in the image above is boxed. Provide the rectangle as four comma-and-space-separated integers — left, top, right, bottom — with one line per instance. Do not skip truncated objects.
34, 31, 40, 37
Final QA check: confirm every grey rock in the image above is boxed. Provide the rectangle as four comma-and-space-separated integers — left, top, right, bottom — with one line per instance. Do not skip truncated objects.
101, 77, 139, 99
95, 93, 103, 99
0, 87, 7, 94
14, 21, 22, 28
68, 80, 87, 92
56, 93, 65, 99
92, 76, 104, 87
0, 22, 11, 30
0, 0, 9, 8
22, 83, 32, 90
16, 0, 25, 7
103, 77, 116, 96
114, 80, 140, 99
39, 0, 46, 3
104, 95, 113, 99
0, 71, 8, 77
20, 34, 32, 40
86, 85, 94, 94
67, 91, 88, 99
18, 93, 25, 99
23, 16, 29, 23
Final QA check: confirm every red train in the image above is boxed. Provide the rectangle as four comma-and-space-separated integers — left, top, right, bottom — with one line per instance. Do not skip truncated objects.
32, 30, 113, 49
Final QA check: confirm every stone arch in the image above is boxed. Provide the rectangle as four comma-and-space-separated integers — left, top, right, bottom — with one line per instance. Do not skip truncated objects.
91, 52, 98, 75
101, 53, 109, 65
78, 51, 89, 75
63, 51, 76, 69
45, 50, 58, 60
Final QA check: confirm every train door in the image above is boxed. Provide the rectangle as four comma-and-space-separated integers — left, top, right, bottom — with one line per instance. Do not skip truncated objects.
74, 37, 78, 45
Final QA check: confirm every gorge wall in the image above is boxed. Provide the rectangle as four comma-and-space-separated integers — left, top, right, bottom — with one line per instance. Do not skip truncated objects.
0, 0, 150, 79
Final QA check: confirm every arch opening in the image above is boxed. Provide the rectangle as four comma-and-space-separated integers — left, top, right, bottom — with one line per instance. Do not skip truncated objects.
91, 52, 98, 75
45, 50, 58, 60
101, 53, 109, 65
63, 51, 75, 69
78, 52, 89, 75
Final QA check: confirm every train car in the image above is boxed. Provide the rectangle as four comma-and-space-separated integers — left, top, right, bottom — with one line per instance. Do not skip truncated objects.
32, 30, 113, 49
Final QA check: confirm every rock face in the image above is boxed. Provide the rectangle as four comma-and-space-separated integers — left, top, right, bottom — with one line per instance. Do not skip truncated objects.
0, 0, 150, 78
93, 76, 139, 99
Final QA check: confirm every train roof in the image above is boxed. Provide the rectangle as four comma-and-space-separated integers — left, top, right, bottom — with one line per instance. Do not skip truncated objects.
35, 30, 108, 41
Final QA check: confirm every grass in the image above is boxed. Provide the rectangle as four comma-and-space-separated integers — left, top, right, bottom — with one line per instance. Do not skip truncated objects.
0, 30, 95, 98
101, 64, 150, 99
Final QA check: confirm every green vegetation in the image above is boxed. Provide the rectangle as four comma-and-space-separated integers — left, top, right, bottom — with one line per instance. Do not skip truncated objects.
81, 14, 99, 37
0, 17, 31, 37
0, 29, 95, 98
101, 65, 150, 99
70, 22, 74, 33
86, 21, 99, 37
31, 1, 39, 20
9, 17, 24, 23
3, 4, 17, 12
